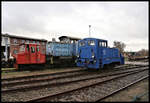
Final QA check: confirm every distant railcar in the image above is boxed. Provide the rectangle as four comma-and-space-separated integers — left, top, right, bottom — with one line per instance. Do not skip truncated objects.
76, 38, 124, 69
14, 43, 45, 69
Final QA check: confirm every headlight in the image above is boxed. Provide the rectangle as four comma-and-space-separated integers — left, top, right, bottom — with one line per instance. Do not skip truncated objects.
77, 54, 79, 58
92, 53, 95, 58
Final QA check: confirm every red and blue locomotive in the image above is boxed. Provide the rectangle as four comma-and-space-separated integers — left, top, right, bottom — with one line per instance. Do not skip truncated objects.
76, 38, 124, 69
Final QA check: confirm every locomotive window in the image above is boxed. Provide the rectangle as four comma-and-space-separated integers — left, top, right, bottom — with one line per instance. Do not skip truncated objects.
27, 45, 29, 51
37, 41, 40, 44
31, 47, 35, 53
26, 40, 29, 43
99, 42, 106, 47
88, 40, 95, 46
102, 42, 105, 47
37, 46, 40, 52
79, 41, 85, 46
19, 45, 25, 52
71, 40, 74, 44
48, 44, 51, 48
13, 50, 18, 54
99, 42, 101, 46
21, 40, 25, 43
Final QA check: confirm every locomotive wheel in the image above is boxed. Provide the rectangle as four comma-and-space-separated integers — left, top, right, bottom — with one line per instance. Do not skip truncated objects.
103, 64, 109, 69
18, 64, 21, 71
18, 64, 27, 71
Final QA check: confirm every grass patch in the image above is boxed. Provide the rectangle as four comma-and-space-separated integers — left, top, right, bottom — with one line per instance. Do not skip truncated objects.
1, 68, 16, 71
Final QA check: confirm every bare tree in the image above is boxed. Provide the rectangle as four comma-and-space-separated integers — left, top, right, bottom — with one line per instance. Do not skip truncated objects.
113, 41, 126, 53
137, 49, 149, 56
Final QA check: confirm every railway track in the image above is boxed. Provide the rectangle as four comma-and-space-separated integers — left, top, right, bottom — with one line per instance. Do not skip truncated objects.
2, 68, 84, 82
2, 66, 146, 92
2, 64, 145, 82
2, 65, 147, 89
1, 64, 147, 74
2, 65, 148, 102
27, 68, 148, 102
2, 66, 148, 93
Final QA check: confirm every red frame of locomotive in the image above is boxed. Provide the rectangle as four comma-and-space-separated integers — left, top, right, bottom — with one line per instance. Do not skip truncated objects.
14, 43, 45, 69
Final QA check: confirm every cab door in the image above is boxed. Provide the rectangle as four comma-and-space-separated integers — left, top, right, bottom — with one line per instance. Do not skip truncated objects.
29, 44, 37, 64
36, 45, 41, 63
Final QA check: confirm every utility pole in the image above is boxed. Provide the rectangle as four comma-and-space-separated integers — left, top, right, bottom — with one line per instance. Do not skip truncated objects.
89, 25, 91, 37
4, 37, 8, 61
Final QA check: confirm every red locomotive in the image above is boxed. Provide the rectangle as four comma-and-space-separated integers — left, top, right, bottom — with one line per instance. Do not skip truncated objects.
14, 43, 45, 69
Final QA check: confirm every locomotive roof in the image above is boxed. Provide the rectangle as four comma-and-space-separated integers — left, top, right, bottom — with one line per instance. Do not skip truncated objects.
47, 41, 74, 44
59, 36, 81, 41
82, 38, 107, 42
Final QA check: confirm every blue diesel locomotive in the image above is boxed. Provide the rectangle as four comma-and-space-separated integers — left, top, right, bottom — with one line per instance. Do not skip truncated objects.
76, 38, 124, 69
46, 36, 80, 67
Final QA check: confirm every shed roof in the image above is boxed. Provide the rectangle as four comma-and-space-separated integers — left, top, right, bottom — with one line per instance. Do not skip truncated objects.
2, 33, 47, 42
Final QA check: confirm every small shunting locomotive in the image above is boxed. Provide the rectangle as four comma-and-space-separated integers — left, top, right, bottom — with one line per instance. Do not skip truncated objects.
13, 43, 45, 69
76, 38, 124, 69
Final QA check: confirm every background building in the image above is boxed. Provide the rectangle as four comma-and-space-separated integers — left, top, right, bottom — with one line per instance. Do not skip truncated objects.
1, 33, 47, 61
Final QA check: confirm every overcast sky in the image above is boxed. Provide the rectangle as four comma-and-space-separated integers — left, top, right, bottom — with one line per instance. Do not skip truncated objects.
2, 1, 149, 51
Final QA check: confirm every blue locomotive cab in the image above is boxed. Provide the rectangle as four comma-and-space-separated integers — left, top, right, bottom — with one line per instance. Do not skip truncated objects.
76, 38, 100, 69
76, 38, 124, 69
